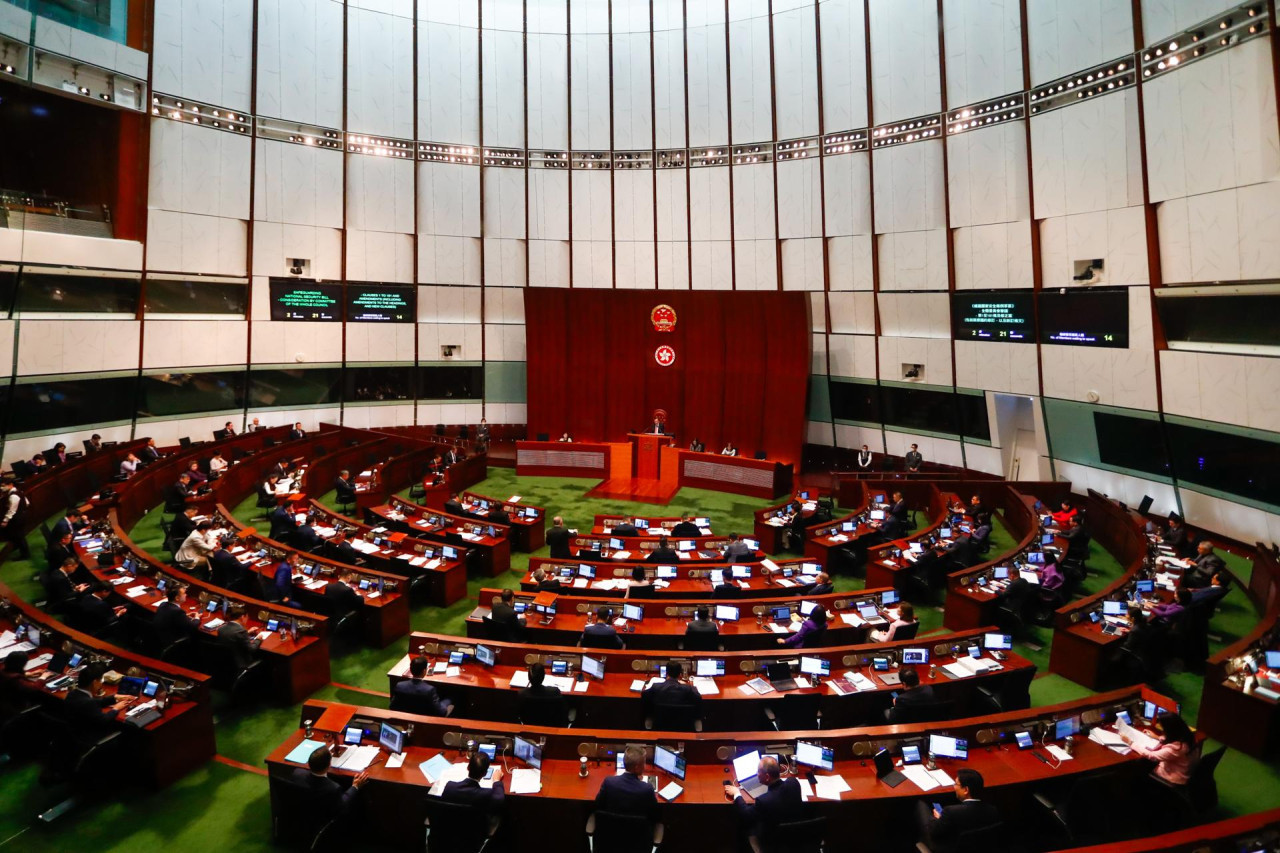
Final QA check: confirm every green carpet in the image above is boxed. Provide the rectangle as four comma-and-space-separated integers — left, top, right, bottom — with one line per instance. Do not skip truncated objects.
0, 477, 1277, 851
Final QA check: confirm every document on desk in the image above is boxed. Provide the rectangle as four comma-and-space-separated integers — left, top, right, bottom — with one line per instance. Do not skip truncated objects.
508, 670, 530, 689
1088, 727, 1127, 752
445, 666, 461, 677
573, 680, 589, 693
676, 551, 690, 560
692, 677, 720, 695
766, 623, 789, 634
941, 662, 975, 679
928, 768, 954, 787
544, 675, 575, 692
509, 496, 521, 503
389, 656, 412, 677
333, 745, 379, 772
419, 753, 454, 784
848, 672, 878, 691
611, 551, 632, 560
1116, 719, 1160, 752
812, 775, 850, 800
386, 753, 405, 770
125, 585, 149, 598
840, 612, 865, 627
573, 577, 589, 588
797, 778, 813, 801
775, 578, 796, 587
630, 679, 647, 692
658, 781, 683, 801
1045, 745, 1074, 762
901, 764, 943, 791
509, 768, 542, 794
284, 739, 329, 765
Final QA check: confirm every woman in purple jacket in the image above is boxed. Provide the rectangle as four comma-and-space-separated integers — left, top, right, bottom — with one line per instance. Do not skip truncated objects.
780, 605, 828, 648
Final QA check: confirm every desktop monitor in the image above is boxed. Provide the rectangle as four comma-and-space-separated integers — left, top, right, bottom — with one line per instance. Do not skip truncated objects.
939, 527, 952, 539
798, 491, 810, 500
1143, 701, 1159, 720
902, 648, 929, 665
475, 644, 496, 667
802, 563, 821, 574
26, 626, 40, 646
731, 566, 751, 579
800, 600, 818, 616
695, 517, 710, 527
514, 735, 542, 769
1102, 601, 1126, 617
609, 538, 625, 550
358, 578, 371, 591
983, 633, 1013, 650
635, 519, 649, 529
743, 538, 760, 551
379, 722, 405, 754
1266, 651, 1280, 670
514, 601, 529, 614
622, 604, 644, 622
206, 599, 220, 613
696, 659, 725, 677
449, 651, 465, 665
795, 741, 834, 771
578, 564, 596, 579
873, 494, 885, 503
143, 679, 161, 698
882, 590, 899, 606
928, 734, 968, 760
343, 726, 364, 746
800, 657, 830, 677
581, 654, 605, 680
710, 569, 725, 586
677, 540, 696, 552
1135, 579, 1155, 594
993, 566, 1009, 580
443, 546, 459, 560
714, 605, 740, 622
1026, 552, 1046, 565
479, 743, 497, 760
841, 521, 855, 532
654, 745, 686, 780
770, 606, 791, 621
657, 566, 677, 579
1055, 716, 1081, 740
266, 618, 280, 632
869, 510, 886, 521
872, 657, 890, 671
487, 525, 497, 538
1041, 533, 1055, 546
117, 676, 146, 696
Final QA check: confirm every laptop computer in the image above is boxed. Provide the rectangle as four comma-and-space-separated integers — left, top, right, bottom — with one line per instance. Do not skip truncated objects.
766, 662, 798, 692
732, 750, 769, 798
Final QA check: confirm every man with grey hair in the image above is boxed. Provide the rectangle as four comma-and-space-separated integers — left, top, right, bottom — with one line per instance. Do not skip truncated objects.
727, 754, 804, 843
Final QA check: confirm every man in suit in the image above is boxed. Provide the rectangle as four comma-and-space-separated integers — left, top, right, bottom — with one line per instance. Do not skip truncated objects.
968, 495, 992, 527
391, 655, 454, 715
51, 510, 87, 541
334, 470, 357, 505
289, 747, 369, 817
140, 438, 162, 463
155, 584, 199, 646
1184, 541, 1226, 589
590, 745, 659, 837
880, 491, 909, 540
885, 667, 936, 721
1191, 571, 1231, 608
487, 505, 511, 527
444, 493, 466, 516
904, 443, 923, 472
807, 571, 834, 596
269, 503, 298, 543
45, 531, 76, 572
547, 516, 571, 559
487, 588, 524, 640
729, 755, 805, 843
1163, 516, 1192, 558
269, 460, 290, 482
531, 567, 562, 592
919, 769, 1001, 853
222, 421, 237, 437
0, 482, 31, 560
288, 422, 306, 440
75, 581, 125, 634
164, 474, 192, 513
441, 751, 504, 820
685, 606, 720, 637
292, 520, 323, 552
689, 438, 705, 452
324, 571, 363, 616
857, 444, 874, 469
650, 418, 666, 435
643, 660, 702, 723
169, 506, 199, 549
324, 530, 360, 565
611, 519, 639, 537
671, 516, 701, 537
210, 539, 252, 589
647, 536, 679, 563
216, 604, 263, 671
580, 606, 625, 649
266, 553, 297, 605
86, 434, 104, 453
65, 663, 128, 724
723, 533, 752, 562
517, 662, 569, 726
43, 556, 88, 612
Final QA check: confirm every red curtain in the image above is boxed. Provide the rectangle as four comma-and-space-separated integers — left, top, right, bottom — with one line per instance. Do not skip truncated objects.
524, 290, 811, 466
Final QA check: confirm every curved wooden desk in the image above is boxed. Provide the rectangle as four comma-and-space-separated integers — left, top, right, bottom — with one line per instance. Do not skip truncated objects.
520, 556, 824, 598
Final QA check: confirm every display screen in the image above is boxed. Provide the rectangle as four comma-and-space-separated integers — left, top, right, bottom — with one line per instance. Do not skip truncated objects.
1039, 287, 1129, 347
1155, 290, 1280, 350
268, 279, 342, 321
1094, 412, 1170, 479
1165, 421, 1280, 508
346, 284, 415, 323
951, 290, 1035, 343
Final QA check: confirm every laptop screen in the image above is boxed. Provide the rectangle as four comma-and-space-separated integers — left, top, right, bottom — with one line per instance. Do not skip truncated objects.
993, 566, 1009, 580
882, 590, 899, 605
1136, 579, 1154, 594
841, 521, 855, 532
1042, 533, 1055, 545
858, 603, 879, 619
654, 745, 686, 780
939, 527, 952, 539
733, 750, 761, 783
983, 633, 1012, 650
714, 605, 740, 622
795, 741, 834, 771
1266, 650, 1280, 669
928, 734, 968, 760
696, 659, 725, 677
581, 655, 605, 680
710, 570, 725, 586
635, 519, 649, 529
609, 538, 625, 550
799, 600, 817, 616
475, 644, 495, 667
578, 564, 596, 578
1102, 601, 1125, 617
869, 510, 886, 521
343, 726, 363, 746
771, 606, 791, 621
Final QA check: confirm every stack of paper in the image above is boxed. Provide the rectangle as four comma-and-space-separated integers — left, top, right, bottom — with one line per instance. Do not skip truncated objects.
509, 670, 531, 689
333, 745, 380, 772
658, 781, 683, 801
509, 768, 542, 794
125, 585, 148, 598
797, 778, 813, 800
776, 578, 796, 588
573, 680, 589, 693
841, 612, 865, 627
941, 662, 975, 679
901, 764, 944, 791
419, 753, 454, 784
766, 623, 789, 634
1116, 719, 1160, 752
611, 551, 632, 560
1045, 744, 1074, 762
812, 775, 850, 800
692, 677, 720, 695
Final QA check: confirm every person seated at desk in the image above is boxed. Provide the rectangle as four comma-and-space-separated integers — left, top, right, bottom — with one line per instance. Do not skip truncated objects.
290, 747, 369, 818
590, 745, 659, 834
686, 606, 719, 637
871, 602, 916, 642
728, 755, 804, 844
45, 531, 75, 573
904, 443, 923, 472
185, 460, 208, 487
644, 659, 702, 714
391, 655, 454, 716
558, 432, 573, 443
268, 503, 298, 543
487, 504, 510, 526
517, 662, 569, 727
155, 584, 200, 645
291, 520, 323, 553
723, 533, 752, 562
1040, 555, 1065, 592
611, 519, 640, 537
671, 516, 701, 537
443, 445, 463, 466
919, 769, 1001, 853
1149, 588, 1193, 624
1122, 711, 1197, 788
721, 442, 738, 457
288, 422, 306, 440
217, 604, 265, 671
66, 662, 130, 724
249, 417, 264, 432
547, 516, 571, 559
580, 606, 625, 649
175, 520, 218, 574
807, 571, 834, 596
1184, 541, 1225, 589
208, 452, 228, 478
530, 567, 562, 592
857, 444, 874, 469
269, 553, 298, 606
1163, 516, 1193, 559
1191, 571, 1231, 608
164, 474, 193, 513
443, 493, 465, 517
626, 565, 654, 599
118, 453, 141, 479
324, 530, 361, 565
257, 475, 280, 508
689, 438, 705, 452
647, 536, 678, 563
86, 434, 104, 453
51, 510, 88, 541
75, 581, 126, 634
879, 491, 909, 539
48, 442, 69, 466
968, 495, 992, 527
268, 459, 290, 482
334, 470, 357, 505
28, 455, 48, 476
1050, 500, 1077, 528
222, 421, 237, 437
780, 604, 828, 648
43, 556, 89, 611
141, 438, 162, 463
210, 538, 252, 589
324, 571, 363, 616
170, 506, 200, 548
441, 752, 504, 820
487, 588, 524, 640
885, 667, 935, 722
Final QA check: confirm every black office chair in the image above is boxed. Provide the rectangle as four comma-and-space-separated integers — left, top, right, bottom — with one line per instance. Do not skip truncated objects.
646, 701, 703, 733
199, 642, 269, 706
34, 710, 123, 823
270, 774, 341, 851
11, 460, 35, 480
1033, 778, 1114, 847
757, 816, 826, 853
1150, 745, 1224, 825
423, 796, 496, 853
316, 596, 363, 651
886, 699, 954, 725
753, 450, 768, 460
995, 578, 1033, 638
535, 433, 549, 442
893, 621, 920, 641
588, 809, 662, 853
798, 626, 828, 649
764, 693, 822, 731
916, 821, 1008, 853
680, 631, 721, 652
517, 690, 574, 728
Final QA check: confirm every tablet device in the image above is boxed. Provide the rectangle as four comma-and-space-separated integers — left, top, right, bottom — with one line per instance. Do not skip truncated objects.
901, 648, 929, 665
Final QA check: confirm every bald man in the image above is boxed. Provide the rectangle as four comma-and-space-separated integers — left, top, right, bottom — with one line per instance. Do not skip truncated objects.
727, 755, 804, 842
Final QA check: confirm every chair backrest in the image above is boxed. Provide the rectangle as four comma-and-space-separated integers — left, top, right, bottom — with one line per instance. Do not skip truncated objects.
950, 820, 1006, 853
894, 621, 920, 640
650, 701, 702, 732
592, 810, 655, 853
890, 699, 954, 724
754, 450, 768, 460
271, 776, 335, 847
581, 629, 622, 650
1188, 745, 1225, 810
518, 690, 569, 728
682, 630, 720, 652
761, 816, 826, 853
424, 796, 490, 853
800, 626, 828, 649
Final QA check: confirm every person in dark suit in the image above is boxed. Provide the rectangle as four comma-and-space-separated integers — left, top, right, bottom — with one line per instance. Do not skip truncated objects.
169, 506, 199, 548
441, 751, 504, 817
289, 747, 369, 817
611, 519, 639, 537
210, 539, 252, 589
391, 655, 454, 716
443, 446, 462, 466
269, 460, 290, 482
689, 439, 705, 452
217, 604, 263, 670
270, 554, 297, 605
1190, 571, 1231, 607
590, 745, 659, 834
269, 503, 298, 543
487, 588, 524, 640
807, 571, 834, 596
580, 606, 625, 649
1163, 517, 1193, 558
885, 667, 936, 721
42, 556, 88, 611
685, 606, 720, 638
164, 474, 192, 513
487, 505, 510, 526
889, 491, 910, 526
904, 443, 923, 472
324, 572, 363, 616
650, 418, 666, 435
140, 438, 162, 463
647, 536, 678, 563
531, 567, 562, 592
723, 533, 752, 562
45, 531, 75, 572
50, 510, 87, 541
671, 516, 701, 537
155, 584, 199, 646
288, 422, 306, 440
881, 491, 910, 539
547, 516, 571, 559
334, 470, 357, 505
643, 660, 702, 719
222, 421, 237, 437
75, 582, 125, 634
729, 755, 804, 842
324, 530, 360, 565
1184, 541, 1226, 589
517, 662, 569, 726
65, 663, 127, 724
857, 444, 874, 469
444, 493, 466, 516
919, 769, 1001, 853
292, 521, 323, 552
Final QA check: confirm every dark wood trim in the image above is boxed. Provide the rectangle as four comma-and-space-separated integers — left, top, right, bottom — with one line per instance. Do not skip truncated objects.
767, 0, 783, 291
339, 0, 349, 422
477, 2, 487, 373
243, 0, 261, 431
566, 0, 574, 288
813, 0, 836, 447
413, 0, 422, 424
683, 0, 693, 290
609, 0, 618, 290
935, 0, 958, 392
650, 0, 660, 291
863, 0, 882, 389
1019, 0, 1049, 436
723, 0, 737, 290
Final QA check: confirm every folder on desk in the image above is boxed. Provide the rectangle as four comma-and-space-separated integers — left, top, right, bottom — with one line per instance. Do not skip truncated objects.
285, 739, 329, 765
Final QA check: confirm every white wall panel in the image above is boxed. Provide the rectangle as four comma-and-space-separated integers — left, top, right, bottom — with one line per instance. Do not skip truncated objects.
818, 0, 868, 130
731, 162, 775, 239
1031, 91, 1144, 218
153, 0, 253, 111
346, 230, 415, 282
571, 171, 613, 242
484, 239, 527, 287
418, 285, 482, 323
528, 31, 569, 149
250, 224, 342, 279
1026, 0, 1133, 87
1178, 486, 1280, 549
773, 5, 820, 140
248, 320, 343, 363
419, 14, 480, 143
142, 320, 248, 369
570, 28, 611, 149
1053, 460, 1178, 516
781, 238, 824, 290
729, 13, 774, 143
613, 23, 653, 149
418, 236, 482, 285
1140, 0, 1237, 47
686, 0, 730, 147
689, 167, 732, 241
946, 122, 1030, 228
953, 221, 1033, 290
834, 422, 885, 450
614, 170, 656, 242
417, 162, 481, 237
1157, 182, 1280, 283
954, 340, 1039, 395
1038, 206, 1149, 287
149, 119, 251, 221
1160, 350, 1280, 433
653, 1, 688, 148
777, 158, 822, 239
868, 0, 941, 124
528, 169, 570, 241
253, 140, 343, 228
872, 141, 946, 234
342, 322, 416, 362
942, 0, 1022, 107
483, 168, 527, 239
828, 291, 876, 334
348, 4, 414, 138
418, 323, 483, 362
482, 26, 526, 147
347, 155, 415, 234
256, 0, 343, 126
16, 321, 141, 376
878, 292, 951, 338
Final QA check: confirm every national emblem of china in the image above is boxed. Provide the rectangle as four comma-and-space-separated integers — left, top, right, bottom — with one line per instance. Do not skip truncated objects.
650, 303, 677, 332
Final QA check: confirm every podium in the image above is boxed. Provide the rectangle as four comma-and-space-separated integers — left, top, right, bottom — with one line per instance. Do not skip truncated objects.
628, 433, 675, 480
